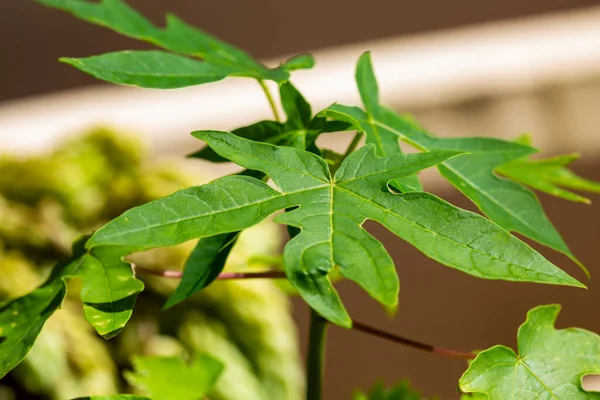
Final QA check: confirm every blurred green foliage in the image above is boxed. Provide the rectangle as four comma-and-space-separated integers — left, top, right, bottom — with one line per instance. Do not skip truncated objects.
0, 129, 303, 400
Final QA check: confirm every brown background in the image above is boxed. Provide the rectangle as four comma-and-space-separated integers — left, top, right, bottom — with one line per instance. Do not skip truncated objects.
3, 1, 600, 399
1, 0, 598, 101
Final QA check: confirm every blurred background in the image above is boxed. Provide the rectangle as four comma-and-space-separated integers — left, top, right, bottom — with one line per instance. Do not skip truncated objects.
2, 1, 600, 399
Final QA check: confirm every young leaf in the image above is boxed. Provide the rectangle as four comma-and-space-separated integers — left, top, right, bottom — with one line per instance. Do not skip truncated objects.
123, 354, 223, 400
61, 51, 229, 89
459, 305, 600, 399
86, 132, 582, 326
351, 52, 422, 193
0, 240, 88, 379
497, 153, 600, 204
353, 379, 422, 400
322, 53, 582, 271
36, 0, 312, 83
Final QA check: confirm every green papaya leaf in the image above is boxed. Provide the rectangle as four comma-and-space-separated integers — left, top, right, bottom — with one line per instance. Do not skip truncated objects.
353, 379, 422, 400
163, 232, 237, 309
459, 305, 600, 399
322, 52, 583, 272
497, 152, 600, 204
280, 53, 316, 72
123, 354, 223, 400
86, 132, 581, 326
60, 50, 229, 89
35, 0, 312, 83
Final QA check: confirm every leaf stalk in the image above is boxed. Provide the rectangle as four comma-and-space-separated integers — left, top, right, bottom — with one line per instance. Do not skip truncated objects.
133, 265, 286, 280
258, 79, 282, 122
306, 309, 329, 400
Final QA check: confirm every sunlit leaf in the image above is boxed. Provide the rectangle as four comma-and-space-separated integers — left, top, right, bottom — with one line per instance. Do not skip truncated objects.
123, 354, 223, 400
459, 305, 600, 399
497, 152, 600, 204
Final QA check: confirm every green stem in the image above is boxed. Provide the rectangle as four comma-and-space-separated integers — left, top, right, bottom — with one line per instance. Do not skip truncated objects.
343, 131, 364, 157
306, 308, 328, 400
258, 79, 282, 122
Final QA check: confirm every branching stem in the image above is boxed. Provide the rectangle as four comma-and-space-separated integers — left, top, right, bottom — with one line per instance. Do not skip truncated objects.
258, 79, 282, 122
352, 321, 476, 360
133, 265, 286, 280
306, 309, 328, 400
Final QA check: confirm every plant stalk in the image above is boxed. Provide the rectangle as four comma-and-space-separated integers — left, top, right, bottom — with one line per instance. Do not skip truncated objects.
133, 265, 286, 280
343, 131, 364, 158
352, 321, 476, 360
258, 79, 282, 122
306, 308, 328, 400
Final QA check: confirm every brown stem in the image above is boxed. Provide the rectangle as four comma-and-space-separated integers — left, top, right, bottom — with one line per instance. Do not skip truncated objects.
352, 321, 476, 360
133, 264, 286, 280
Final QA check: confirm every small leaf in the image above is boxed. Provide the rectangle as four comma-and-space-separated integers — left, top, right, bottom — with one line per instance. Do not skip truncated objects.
164, 232, 237, 309
75, 246, 144, 339
281, 53, 316, 72
497, 153, 600, 204
61, 51, 228, 89
87, 132, 581, 327
459, 304, 600, 399
123, 354, 223, 400
280, 81, 312, 129
36, 0, 312, 82
354, 379, 423, 400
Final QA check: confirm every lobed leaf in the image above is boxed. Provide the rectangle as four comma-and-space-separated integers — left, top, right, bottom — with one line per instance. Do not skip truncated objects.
87, 132, 582, 326
322, 52, 584, 272
123, 354, 223, 400
459, 305, 600, 399
36, 0, 313, 83
497, 152, 600, 204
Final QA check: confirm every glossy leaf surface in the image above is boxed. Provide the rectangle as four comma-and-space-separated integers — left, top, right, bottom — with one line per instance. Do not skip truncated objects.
459, 305, 600, 399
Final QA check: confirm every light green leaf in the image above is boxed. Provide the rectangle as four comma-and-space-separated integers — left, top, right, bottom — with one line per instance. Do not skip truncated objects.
281, 53, 316, 72
36, 0, 312, 82
459, 304, 600, 399
322, 53, 582, 271
60, 50, 228, 89
123, 354, 223, 400
87, 132, 582, 326
73, 396, 149, 400
75, 246, 144, 339
497, 153, 600, 204
353, 379, 423, 400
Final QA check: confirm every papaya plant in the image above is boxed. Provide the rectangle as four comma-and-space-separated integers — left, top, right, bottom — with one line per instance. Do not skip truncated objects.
2, 0, 600, 398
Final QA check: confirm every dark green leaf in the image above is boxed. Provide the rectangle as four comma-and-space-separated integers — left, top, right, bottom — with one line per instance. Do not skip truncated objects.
164, 232, 237, 309
0, 240, 88, 378
322, 53, 582, 270
60, 50, 228, 89
86, 132, 581, 326
459, 305, 600, 399
123, 354, 223, 400
497, 152, 600, 204
280, 81, 312, 129
36, 0, 313, 82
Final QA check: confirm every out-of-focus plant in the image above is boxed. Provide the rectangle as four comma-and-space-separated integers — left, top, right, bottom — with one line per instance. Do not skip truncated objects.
2, 0, 600, 398
0, 130, 302, 400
